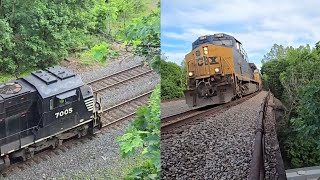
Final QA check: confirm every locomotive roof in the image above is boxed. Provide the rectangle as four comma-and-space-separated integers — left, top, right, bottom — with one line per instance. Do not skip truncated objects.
192, 33, 241, 50
23, 66, 84, 99
0, 79, 36, 100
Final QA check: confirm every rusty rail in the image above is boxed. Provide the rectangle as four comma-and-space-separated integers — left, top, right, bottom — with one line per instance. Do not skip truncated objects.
248, 91, 271, 180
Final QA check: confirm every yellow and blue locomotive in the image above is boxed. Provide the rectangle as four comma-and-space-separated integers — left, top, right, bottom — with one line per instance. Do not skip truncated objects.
185, 33, 262, 107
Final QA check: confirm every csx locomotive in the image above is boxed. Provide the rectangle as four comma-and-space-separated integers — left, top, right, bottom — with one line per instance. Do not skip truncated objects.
185, 33, 262, 107
0, 66, 101, 170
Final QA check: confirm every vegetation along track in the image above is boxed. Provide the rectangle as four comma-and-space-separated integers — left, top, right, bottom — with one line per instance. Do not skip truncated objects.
87, 64, 153, 93
1, 66, 154, 177
161, 92, 259, 133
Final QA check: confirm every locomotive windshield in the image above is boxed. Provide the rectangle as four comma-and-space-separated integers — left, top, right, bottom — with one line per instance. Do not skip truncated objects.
49, 90, 78, 110
212, 39, 233, 46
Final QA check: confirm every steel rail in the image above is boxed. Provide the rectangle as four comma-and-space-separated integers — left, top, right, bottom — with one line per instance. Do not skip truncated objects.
101, 90, 153, 113
248, 90, 271, 180
161, 92, 260, 132
87, 63, 143, 85
93, 70, 153, 93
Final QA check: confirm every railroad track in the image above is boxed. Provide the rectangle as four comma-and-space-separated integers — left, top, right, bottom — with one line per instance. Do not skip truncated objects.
87, 64, 153, 93
1, 64, 155, 177
161, 92, 259, 132
100, 91, 153, 128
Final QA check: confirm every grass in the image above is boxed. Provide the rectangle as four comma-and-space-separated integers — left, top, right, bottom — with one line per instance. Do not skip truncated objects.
58, 153, 145, 180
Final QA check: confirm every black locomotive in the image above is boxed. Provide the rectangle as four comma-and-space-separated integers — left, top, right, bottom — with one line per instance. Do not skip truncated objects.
0, 66, 101, 170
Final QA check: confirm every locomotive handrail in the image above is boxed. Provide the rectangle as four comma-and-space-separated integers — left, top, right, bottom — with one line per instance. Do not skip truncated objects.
248, 90, 270, 180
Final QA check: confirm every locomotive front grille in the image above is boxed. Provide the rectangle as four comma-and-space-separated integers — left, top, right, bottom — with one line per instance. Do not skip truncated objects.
84, 98, 94, 112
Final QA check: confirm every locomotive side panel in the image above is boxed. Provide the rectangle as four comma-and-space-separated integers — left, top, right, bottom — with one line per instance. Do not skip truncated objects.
232, 49, 254, 81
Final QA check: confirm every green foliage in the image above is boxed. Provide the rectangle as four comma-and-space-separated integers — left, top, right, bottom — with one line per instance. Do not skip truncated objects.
79, 41, 121, 64
92, 44, 110, 63
122, 2, 160, 71
261, 43, 320, 168
0, 0, 157, 78
88, 0, 151, 40
160, 59, 186, 100
0, 0, 96, 74
117, 85, 160, 179
261, 58, 288, 97
285, 80, 320, 167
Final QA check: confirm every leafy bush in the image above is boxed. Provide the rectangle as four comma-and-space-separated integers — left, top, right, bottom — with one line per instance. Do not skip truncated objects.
117, 85, 160, 179
160, 60, 186, 100
80, 42, 120, 64
91, 43, 110, 63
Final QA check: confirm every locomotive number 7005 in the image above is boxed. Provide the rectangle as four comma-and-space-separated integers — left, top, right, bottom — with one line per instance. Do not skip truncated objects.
55, 108, 73, 118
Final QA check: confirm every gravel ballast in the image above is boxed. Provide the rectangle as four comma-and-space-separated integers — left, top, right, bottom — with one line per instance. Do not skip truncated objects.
4, 56, 160, 180
6, 124, 129, 180
161, 99, 193, 119
161, 91, 268, 179
161, 98, 212, 119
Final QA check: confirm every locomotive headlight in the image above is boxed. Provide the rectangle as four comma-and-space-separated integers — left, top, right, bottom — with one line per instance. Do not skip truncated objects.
188, 71, 194, 77
203, 47, 208, 54
214, 68, 220, 73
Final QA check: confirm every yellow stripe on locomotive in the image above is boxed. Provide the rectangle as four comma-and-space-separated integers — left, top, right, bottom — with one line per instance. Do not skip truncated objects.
185, 33, 261, 107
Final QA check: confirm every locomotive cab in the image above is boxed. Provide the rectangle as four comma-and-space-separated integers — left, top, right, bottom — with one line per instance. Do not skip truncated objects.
22, 66, 97, 140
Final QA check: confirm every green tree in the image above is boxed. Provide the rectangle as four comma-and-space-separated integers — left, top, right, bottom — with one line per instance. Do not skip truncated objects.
117, 85, 160, 179
160, 59, 186, 100
0, 0, 95, 74
261, 42, 320, 168
285, 80, 320, 167
261, 44, 290, 63
121, 1, 160, 69
0, 18, 15, 73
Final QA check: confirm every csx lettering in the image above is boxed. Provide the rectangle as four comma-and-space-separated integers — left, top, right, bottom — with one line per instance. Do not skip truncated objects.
55, 108, 73, 118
